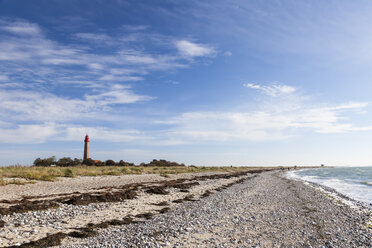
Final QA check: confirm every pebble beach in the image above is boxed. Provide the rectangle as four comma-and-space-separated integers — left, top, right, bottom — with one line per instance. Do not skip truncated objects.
0, 170, 371, 247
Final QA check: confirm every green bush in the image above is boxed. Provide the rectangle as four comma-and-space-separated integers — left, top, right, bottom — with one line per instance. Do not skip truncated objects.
64, 168, 74, 177
40, 174, 56, 181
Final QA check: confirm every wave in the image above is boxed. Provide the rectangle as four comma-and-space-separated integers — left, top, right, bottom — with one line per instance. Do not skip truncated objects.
360, 181, 372, 187
287, 168, 372, 205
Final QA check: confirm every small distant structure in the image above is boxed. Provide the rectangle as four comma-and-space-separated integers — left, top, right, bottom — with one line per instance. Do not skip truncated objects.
321, 164, 325, 167
83, 134, 90, 160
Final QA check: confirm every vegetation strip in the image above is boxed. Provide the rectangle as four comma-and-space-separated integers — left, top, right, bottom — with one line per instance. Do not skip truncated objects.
1, 172, 259, 248
0, 164, 267, 182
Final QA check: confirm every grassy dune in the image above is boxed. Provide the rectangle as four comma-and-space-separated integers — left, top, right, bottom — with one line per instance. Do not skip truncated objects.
0, 165, 275, 184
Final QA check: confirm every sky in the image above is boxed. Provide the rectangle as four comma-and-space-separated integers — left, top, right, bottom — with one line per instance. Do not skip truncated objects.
1, 0, 372, 166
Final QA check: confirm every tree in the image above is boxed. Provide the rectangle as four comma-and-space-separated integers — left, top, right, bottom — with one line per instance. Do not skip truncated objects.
145, 159, 184, 167
117, 160, 135, 166
82, 158, 95, 166
95, 161, 105, 166
73, 158, 83, 166
105, 160, 116, 166
46, 156, 56, 166
33, 156, 56, 166
57, 157, 73, 167
33, 158, 42, 166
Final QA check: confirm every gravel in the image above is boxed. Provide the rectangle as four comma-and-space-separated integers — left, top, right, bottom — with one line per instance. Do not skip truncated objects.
0, 172, 250, 247
58, 171, 371, 247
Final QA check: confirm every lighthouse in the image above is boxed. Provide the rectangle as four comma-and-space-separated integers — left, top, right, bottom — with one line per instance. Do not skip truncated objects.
83, 134, 89, 160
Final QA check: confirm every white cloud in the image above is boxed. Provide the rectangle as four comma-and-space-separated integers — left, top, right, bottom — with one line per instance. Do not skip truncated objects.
75, 33, 112, 42
41, 58, 83, 65
121, 52, 158, 64
0, 122, 152, 144
159, 111, 290, 142
0, 85, 370, 146
88, 63, 104, 70
0, 89, 91, 122
0, 123, 58, 144
158, 97, 371, 143
122, 25, 149, 31
98, 74, 143, 82
0, 19, 221, 146
244, 83, 296, 96
0, 19, 215, 91
1, 21, 42, 36
3, 19, 370, 149
84, 84, 154, 105
0, 85, 152, 122
328, 102, 368, 110
175, 40, 216, 57
0, 82, 31, 88
224, 51, 232, 56
60, 126, 150, 142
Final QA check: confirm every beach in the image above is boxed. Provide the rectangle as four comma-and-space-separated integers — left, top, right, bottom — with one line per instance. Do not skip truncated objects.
0, 169, 370, 247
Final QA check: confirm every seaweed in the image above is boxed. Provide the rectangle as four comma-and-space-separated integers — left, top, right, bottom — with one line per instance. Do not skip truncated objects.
145, 186, 169, 195
6, 232, 67, 248
158, 207, 170, 214
135, 212, 154, 219
68, 228, 97, 238
152, 201, 169, 206
201, 190, 212, 198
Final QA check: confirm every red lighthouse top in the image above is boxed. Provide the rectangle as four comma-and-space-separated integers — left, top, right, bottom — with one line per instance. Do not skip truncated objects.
84, 134, 89, 142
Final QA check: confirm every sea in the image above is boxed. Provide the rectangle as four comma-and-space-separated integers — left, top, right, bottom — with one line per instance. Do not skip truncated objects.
287, 166, 372, 205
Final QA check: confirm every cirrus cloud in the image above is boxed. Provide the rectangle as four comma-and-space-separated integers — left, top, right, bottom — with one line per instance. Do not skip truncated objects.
244, 83, 296, 97
0, 19, 217, 90
175, 40, 216, 57
0, 84, 153, 122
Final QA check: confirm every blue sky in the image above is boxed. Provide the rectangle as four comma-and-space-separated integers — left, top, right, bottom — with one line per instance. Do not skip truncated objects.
1, 0, 372, 166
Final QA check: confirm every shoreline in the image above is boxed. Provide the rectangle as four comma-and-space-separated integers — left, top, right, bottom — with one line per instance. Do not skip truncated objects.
285, 169, 372, 210
306, 180, 372, 211
0, 170, 371, 247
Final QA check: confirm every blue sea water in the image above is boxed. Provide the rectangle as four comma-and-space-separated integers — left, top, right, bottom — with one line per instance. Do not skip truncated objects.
287, 167, 372, 205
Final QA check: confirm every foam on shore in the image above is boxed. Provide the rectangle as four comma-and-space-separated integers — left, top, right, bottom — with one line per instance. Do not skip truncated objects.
286, 168, 372, 208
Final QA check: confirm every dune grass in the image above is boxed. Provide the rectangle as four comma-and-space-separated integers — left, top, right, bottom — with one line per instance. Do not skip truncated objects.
0, 165, 271, 182
0, 177, 36, 186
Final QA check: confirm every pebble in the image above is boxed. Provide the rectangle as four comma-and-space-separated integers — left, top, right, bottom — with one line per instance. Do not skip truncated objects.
59, 171, 371, 247
2, 171, 371, 247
